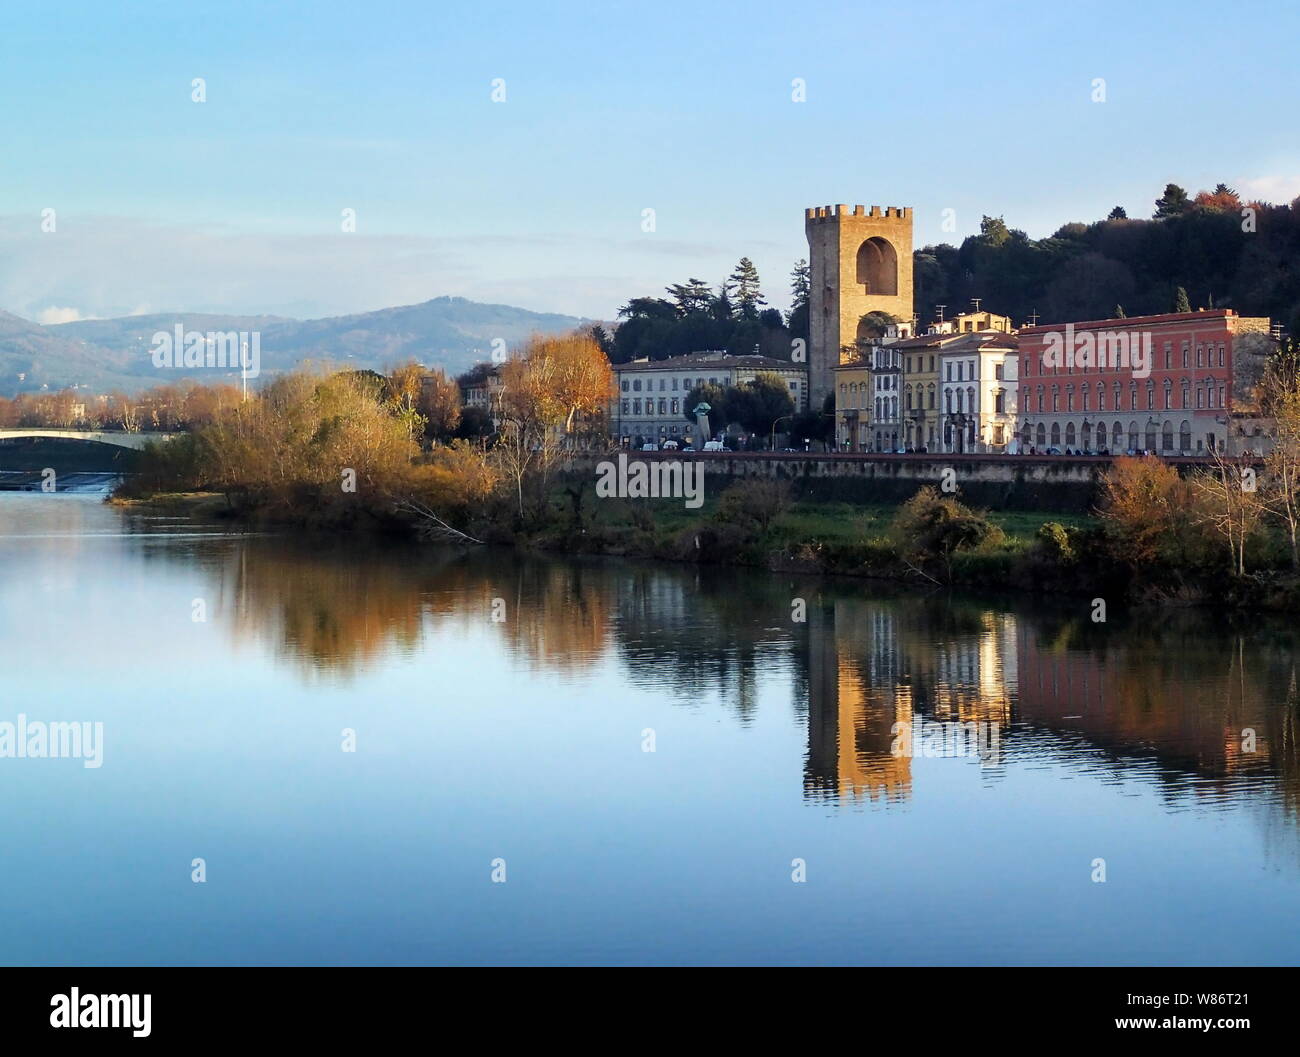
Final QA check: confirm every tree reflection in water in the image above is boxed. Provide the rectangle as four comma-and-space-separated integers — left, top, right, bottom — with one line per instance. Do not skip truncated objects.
187, 535, 1300, 832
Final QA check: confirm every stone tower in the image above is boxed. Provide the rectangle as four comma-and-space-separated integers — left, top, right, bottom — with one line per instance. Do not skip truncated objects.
805, 204, 914, 407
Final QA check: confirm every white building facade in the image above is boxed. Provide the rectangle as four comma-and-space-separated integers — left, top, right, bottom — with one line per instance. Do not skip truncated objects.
938, 333, 1019, 454
611, 351, 808, 445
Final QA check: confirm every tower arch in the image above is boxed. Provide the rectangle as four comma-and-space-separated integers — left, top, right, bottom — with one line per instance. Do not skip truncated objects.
856, 237, 898, 296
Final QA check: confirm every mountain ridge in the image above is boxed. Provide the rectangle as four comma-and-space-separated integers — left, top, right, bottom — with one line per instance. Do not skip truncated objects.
1, 295, 588, 395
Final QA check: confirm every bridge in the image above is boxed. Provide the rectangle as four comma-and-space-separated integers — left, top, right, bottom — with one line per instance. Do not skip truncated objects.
0, 429, 179, 451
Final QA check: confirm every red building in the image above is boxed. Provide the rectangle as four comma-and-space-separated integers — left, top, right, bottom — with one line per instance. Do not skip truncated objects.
1015, 309, 1273, 455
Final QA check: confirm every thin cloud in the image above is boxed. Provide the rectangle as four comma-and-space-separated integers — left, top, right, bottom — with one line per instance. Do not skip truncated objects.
0, 214, 744, 321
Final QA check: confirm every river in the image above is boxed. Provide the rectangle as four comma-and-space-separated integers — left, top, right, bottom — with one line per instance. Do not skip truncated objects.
1, 488, 1298, 965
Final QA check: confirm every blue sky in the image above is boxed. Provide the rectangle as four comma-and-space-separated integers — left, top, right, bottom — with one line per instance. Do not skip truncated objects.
2, 0, 1297, 323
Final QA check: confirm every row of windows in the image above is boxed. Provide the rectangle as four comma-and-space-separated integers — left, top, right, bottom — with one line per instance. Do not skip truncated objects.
842, 386, 1010, 416
1020, 421, 1213, 453
866, 359, 1007, 383
621, 376, 718, 393
621, 398, 684, 416
1023, 340, 1227, 375
619, 375, 802, 393
939, 388, 1008, 415
1019, 379, 1227, 412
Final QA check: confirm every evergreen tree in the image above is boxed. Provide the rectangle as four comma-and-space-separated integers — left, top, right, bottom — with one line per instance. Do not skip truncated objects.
617, 296, 676, 321
1154, 183, 1191, 219
786, 259, 812, 343
683, 382, 731, 434
664, 278, 713, 317
711, 279, 736, 321
859, 310, 898, 342
1174, 286, 1191, 313
1107, 206, 1128, 220
733, 373, 795, 438
979, 215, 1011, 246
590, 324, 615, 358
1114, 305, 1126, 318
728, 257, 766, 319
789, 259, 811, 310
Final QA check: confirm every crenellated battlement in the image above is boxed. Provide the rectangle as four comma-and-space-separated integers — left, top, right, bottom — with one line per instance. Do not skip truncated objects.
805, 204, 911, 221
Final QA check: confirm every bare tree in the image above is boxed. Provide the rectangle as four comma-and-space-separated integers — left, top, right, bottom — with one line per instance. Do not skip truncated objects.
1193, 449, 1264, 576
416, 369, 462, 442
1260, 343, 1300, 568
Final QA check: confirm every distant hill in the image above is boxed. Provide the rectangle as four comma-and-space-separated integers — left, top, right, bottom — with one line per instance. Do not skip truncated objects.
0, 296, 586, 395
0, 310, 150, 393
254, 296, 585, 378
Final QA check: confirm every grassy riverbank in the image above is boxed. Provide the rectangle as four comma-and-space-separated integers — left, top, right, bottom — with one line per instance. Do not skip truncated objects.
110, 476, 1300, 611
514, 476, 1106, 594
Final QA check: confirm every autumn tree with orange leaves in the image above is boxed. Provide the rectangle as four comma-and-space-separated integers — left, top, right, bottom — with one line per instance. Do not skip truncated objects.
495, 332, 615, 518
1098, 456, 1211, 571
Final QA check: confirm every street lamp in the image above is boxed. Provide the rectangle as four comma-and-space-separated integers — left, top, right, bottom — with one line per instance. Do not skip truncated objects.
771, 414, 794, 451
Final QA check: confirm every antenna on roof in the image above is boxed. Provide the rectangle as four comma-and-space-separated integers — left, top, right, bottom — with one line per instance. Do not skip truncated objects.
1028, 309, 1040, 326
970, 298, 982, 313
935, 304, 946, 324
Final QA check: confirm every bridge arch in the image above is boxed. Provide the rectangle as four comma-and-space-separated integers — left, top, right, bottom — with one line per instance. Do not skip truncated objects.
0, 429, 177, 451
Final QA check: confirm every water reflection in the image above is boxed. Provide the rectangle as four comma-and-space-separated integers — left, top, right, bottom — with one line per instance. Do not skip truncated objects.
120, 508, 1300, 831
9, 493, 1300, 966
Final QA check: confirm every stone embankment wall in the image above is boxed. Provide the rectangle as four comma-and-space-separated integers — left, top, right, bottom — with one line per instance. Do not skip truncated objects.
564, 451, 1218, 512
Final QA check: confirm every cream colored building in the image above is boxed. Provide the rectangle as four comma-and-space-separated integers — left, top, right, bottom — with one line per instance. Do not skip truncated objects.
937, 332, 1019, 453
611, 351, 807, 445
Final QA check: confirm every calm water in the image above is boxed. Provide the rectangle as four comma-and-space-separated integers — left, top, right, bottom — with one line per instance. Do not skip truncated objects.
2, 490, 1299, 966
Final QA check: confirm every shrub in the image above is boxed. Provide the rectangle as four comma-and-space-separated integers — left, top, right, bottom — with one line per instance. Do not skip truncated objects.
714, 477, 791, 535
890, 486, 1003, 579
1036, 521, 1074, 563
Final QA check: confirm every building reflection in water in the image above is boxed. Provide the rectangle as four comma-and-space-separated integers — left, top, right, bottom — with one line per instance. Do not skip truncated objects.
804, 597, 1014, 804
801, 589, 1300, 835
185, 531, 1300, 833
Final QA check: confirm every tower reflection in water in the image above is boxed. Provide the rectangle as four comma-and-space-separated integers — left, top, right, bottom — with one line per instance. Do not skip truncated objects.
199, 536, 1300, 829
804, 598, 1014, 803
799, 589, 1298, 825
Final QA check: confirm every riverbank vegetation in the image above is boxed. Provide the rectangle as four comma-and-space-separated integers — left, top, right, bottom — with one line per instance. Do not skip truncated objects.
116, 334, 1300, 610
114, 332, 616, 531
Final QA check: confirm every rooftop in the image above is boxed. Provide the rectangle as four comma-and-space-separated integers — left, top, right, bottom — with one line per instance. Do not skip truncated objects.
1017, 309, 1255, 335
614, 352, 806, 372
877, 330, 1019, 353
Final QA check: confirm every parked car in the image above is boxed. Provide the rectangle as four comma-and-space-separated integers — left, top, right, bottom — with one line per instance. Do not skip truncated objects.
641, 442, 658, 451
1046, 446, 1063, 455
702, 440, 727, 452
661, 439, 679, 450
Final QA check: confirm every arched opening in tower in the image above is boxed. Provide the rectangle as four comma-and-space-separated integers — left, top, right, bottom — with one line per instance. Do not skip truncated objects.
856, 237, 898, 296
